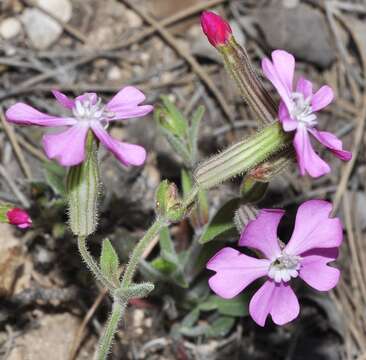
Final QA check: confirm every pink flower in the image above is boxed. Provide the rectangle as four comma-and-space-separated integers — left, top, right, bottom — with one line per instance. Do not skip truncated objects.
6, 87, 153, 167
262, 50, 352, 178
207, 200, 343, 326
6, 208, 32, 229
201, 11, 232, 47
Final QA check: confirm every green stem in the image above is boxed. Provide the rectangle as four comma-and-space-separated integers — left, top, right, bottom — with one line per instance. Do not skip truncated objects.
121, 217, 166, 288
96, 187, 199, 359
97, 299, 125, 360
77, 235, 115, 291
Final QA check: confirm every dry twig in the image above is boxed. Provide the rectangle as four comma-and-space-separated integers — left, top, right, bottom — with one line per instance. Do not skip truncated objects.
0, 108, 32, 180
120, 0, 234, 124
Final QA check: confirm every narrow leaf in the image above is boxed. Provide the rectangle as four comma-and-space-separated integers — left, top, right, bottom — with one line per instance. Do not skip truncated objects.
200, 294, 249, 317
198, 198, 240, 244
160, 127, 192, 165
159, 227, 178, 263
189, 105, 205, 164
100, 238, 119, 285
160, 96, 189, 137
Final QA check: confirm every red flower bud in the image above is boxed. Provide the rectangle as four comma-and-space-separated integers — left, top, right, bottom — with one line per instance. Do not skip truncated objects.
6, 208, 32, 229
200, 11, 232, 47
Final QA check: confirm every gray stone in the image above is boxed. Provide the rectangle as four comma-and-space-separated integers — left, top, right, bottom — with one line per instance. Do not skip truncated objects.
21, 0, 72, 49
255, 3, 336, 68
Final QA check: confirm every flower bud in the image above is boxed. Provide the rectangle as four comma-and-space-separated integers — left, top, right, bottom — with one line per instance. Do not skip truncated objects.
155, 180, 185, 222
4, 207, 32, 229
200, 11, 232, 47
66, 131, 100, 236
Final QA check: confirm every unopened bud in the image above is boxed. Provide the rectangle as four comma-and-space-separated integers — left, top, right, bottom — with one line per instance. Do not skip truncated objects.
66, 131, 100, 236
201, 11, 232, 47
0, 204, 32, 229
155, 180, 185, 222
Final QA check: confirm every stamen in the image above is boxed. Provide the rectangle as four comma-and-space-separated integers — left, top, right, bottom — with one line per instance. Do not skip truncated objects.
290, 92, 317, 127
72, 95, 115, 127
268, 252, 301, 283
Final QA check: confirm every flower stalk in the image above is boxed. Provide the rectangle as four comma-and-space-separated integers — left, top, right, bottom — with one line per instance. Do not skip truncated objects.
219, 38, 277, 125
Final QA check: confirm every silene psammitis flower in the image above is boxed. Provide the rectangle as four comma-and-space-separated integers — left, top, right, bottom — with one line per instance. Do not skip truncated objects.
6, 87, 153, 167
207, 200, 343, 326
262, 50, 352, 178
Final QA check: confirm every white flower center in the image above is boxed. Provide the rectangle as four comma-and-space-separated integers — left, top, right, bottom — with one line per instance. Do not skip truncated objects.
268, 252, 301, 283
290, 92, 317, 127
72, 96, 114, 127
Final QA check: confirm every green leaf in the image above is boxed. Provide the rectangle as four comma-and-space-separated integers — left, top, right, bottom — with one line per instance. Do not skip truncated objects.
0, 203, 12, 223
200, 294, 249, 317
240, 177, 268, 202
181, 307, 200, 327
205, 316, 235, 337
151, 255, 188, 288
160, 127, 192, 165
151, 256, 176, 274
189, 105, 204, 164
100, 239, 119, 285
198, 198, 240, 244
160, 96, 189, 137
114, 282, 154, 301
44, 161, 66, 196
160, 227, 178, 264
179, 324, 208, 337
181, 169, 192, 198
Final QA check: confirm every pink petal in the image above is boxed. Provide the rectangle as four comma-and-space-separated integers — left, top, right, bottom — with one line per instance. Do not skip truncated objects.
284, 200, 343, 256
296, 77, 313, 99
309, 129, 352, 161
207, 247, 270, 299
52, 90, 75, 109
75, 92, 98, 105
299, 248, 340, 291
271, 50, 295, 94
42, 125, 89, 166
249, 280, 300, 327
278, 101, 298, 131
239, 209, 284, 260
91, 122, 146, 166
293, 126, 330, 177
6, 103, 77, 127
311, 85, 334, 112
261, 57, 293, 111
106, 86, 153, 120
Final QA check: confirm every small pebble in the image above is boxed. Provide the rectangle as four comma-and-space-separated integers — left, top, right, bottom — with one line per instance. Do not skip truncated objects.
0, 18, 22, 39
107, 66, 122, 81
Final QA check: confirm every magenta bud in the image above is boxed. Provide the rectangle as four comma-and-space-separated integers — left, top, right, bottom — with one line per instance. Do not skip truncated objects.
6, 208, 32, 229
200, 11, 232, 47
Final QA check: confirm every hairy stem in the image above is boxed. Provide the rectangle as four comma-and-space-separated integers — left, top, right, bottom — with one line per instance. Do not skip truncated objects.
121, 217, 166, 288
97, 299, 125, 360
77, 235, 115, 291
